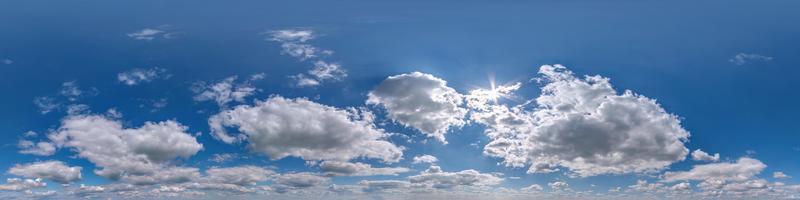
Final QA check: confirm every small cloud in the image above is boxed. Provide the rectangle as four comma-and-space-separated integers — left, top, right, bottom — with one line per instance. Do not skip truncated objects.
2, 59, 13, 65
127, 26, 177, 41
774, 171, 791, 179
729, 53, 773, 65
117, 67, 170, 86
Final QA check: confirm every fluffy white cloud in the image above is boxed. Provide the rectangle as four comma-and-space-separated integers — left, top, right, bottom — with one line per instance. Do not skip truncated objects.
8, 161, 82, 184
663, 157, 766, 182
204, 166, 275, 186
408, 166, 503, 189
774, 171, 791, 179
18, 139, 56, 156
412, 154, 438, 164
367, 72, 467, 143
469, 65, 690, 176
209, 96, 403, 163
318, 161, 409, 176
117, 67, 170, 86
289, 73, 320, 87
691, 149, 720, 162
192, 76, 259, 108
47, 114, 203, 184
729, 53, 773, 65
0, 178, 46, 191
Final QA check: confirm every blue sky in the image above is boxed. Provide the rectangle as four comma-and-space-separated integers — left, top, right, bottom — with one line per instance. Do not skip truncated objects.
1, 0, 799, 199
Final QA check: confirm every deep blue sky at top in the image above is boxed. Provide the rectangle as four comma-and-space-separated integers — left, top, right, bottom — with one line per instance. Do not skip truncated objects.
0, 0, 798, 190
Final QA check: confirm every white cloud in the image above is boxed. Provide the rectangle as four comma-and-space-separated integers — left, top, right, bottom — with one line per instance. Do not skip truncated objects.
192, 76, 259, 108
60, 81, 83, 101
729, 53, 773, 65
8, 161, 81, 184
663, 157, 766, 182
670, 182, 691, 191
359, 180, 410, 192
33, 96, 60, 114
18, 139, 56, 156
521, 184, 544, 192
367, 72, 468, 143
0, 178, 46, 191
127, 28, 174, 41
408, 166, 503, 189
118, 67, 170, 86
208, 96, 403, 163
289, 73, 320, 87
548, 181, 569, 191
2, 58, 12, 65
47, 114, 203, 184
318, 161, 409, 176
308, 61, 346, 81
412, 154, 438, 164
469, 65, 690, 177
691, 149, 720, 162
208, 153, 238, 163
269, 29, 319, 60
272, 173, 330, 193
774, 171, 790, 179
203, 166, 275, 186
269, 29, 346, 87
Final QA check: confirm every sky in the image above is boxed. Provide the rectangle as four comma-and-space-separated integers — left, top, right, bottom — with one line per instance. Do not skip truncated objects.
1, 0, 799, 199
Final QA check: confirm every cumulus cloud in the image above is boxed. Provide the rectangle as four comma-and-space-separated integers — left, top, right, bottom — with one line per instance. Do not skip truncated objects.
208, 96, 403, 163
368, 72, 467, 143
46, 114, 203, 184
691, 149, 720, 162
192, 75, 259, 108
8, 161, 82, 184
208, 153, 238, 163
318, 161, 409, 176
412, 154, 438, 164
729, 53, 773, 65
468, 65, 690, 176
521, 184, 544, 192
272, 173, 330, 193
2, 58, 12, 65
0, 178, 46, 191
408, 166, 503, 189
663, 157, 766, 182
18, 139, 56, 156
203, 166, 275, 186
308, 61, 346, 82
117, 67, 170, 86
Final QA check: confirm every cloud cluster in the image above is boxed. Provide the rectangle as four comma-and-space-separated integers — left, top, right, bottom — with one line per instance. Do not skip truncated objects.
408, 166, 503, 189
318, 161, 409, 176
8, 161, 82, 184
467, 65, 690, 177
368, 72, 467, 143
209, 96, 403, 163
118, 67, 170, 86
269, 29, 346, 87
127, 27, 176, 41
192, 75, 261, 108
47, 114, 203, 185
